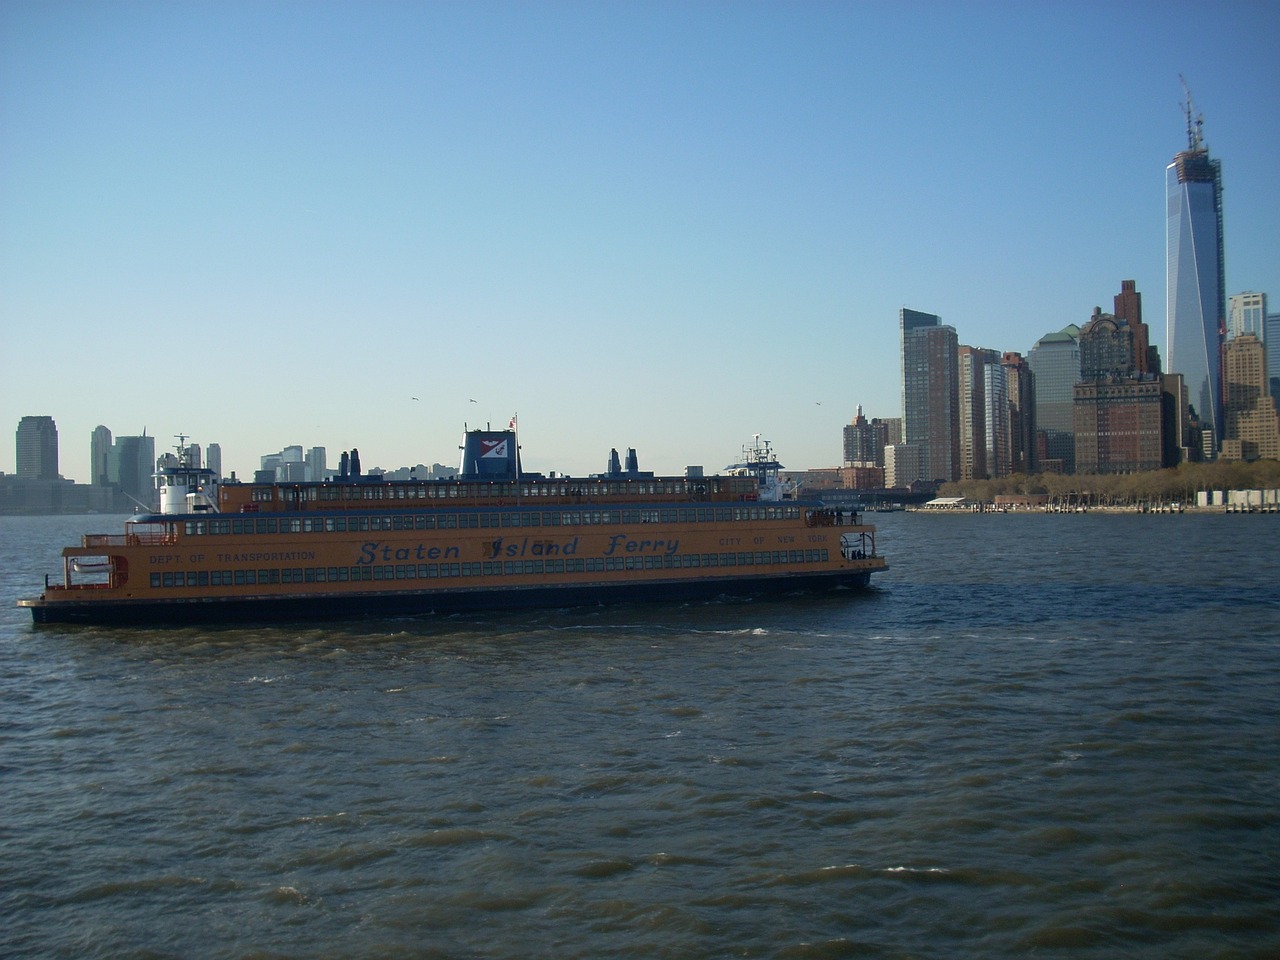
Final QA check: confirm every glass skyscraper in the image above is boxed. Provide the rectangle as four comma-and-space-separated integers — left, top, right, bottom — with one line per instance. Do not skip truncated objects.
16, 415, 59, 480
1166, 107, 1225, 445
900, 308, 959, 483
1028, 324, 1081, 473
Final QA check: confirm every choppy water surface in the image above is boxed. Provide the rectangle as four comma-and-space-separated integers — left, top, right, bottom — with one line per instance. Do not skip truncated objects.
3, 512, 1278, 958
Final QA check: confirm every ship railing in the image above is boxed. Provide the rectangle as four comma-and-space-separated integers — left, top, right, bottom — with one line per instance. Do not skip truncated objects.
46, 581, 115, 593
840, 531, 877, 561
81, 531, 176, 548
805, 508, 866, 527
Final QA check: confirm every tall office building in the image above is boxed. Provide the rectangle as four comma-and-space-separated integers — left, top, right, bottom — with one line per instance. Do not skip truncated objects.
884, 443, 923, 489
957, 346, 987, 481
1166, 88, 1226, 446
1113, 279, 1155, 374
1073, 282, 1168, 474
983, 359, 1011, 478
1269, 311, 1280, 412
16, 416, 59, 480
90, 425, 112, 486
1028, 325, 1081, 473
109, 434, 157, 509
206, 442, 222, 480
842, 407, 878, 466
1229, 292, 1266, 341
1002, 352, 1036, 474
900, 308, 959, 483
1073, 379, 1165, 474
957, 346, 1004, 480
306, 446, 327, 482
1221, 334, 1280, 461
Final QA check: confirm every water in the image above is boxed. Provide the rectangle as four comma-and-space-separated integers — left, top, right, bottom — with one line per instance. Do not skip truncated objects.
3, 512, 1278, 959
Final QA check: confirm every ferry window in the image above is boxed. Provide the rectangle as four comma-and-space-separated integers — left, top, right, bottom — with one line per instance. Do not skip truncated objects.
252, 488, 273, 502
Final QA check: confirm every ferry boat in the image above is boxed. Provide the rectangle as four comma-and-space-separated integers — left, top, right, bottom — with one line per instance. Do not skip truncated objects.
18, 428, 887, 625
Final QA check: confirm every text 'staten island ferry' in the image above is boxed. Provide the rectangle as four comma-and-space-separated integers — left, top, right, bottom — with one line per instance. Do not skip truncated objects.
19, 428, 887, 625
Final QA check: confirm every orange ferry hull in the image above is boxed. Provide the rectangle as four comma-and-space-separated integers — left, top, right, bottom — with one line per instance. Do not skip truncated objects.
20, 568, 877, 626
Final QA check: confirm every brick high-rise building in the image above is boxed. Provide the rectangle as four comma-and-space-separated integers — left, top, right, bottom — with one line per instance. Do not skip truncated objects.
1002, 352, 1036, 474
842, 406, 878, 466
1074, 281, 1170, 473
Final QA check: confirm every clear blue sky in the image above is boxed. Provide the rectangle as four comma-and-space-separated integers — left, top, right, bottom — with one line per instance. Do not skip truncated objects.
3, 1, 1277, 483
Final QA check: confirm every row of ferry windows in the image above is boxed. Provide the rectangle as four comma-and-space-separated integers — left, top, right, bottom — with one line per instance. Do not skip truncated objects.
185, 505, 801, 536
149, 549, 831, 588
254, 479, 754, 504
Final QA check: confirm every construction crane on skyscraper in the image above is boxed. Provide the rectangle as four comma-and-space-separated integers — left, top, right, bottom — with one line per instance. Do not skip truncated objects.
1179, 74, 1204, 152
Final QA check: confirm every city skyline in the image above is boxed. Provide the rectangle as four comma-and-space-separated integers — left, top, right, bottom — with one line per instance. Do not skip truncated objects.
3, 3, 1278, 482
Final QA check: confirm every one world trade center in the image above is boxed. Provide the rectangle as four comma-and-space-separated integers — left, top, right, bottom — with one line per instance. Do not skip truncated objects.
1166, 84, 1225, 450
